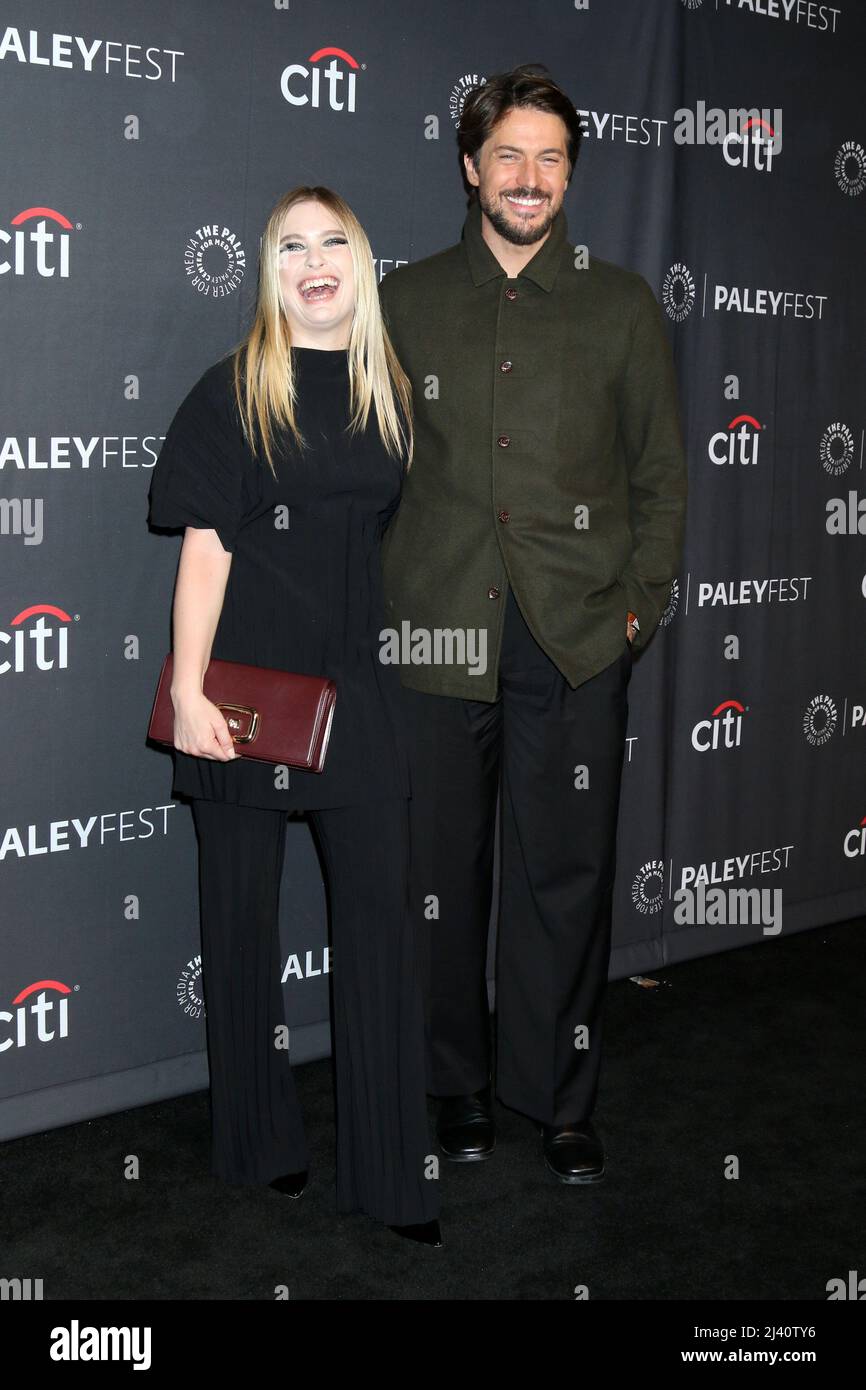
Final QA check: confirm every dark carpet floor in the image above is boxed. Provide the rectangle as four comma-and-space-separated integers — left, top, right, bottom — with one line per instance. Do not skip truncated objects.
3, 918, 864, 1301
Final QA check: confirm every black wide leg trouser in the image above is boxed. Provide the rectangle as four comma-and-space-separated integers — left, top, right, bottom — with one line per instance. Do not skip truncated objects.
402, 585, 632, 1127
190, 795, 439, 1227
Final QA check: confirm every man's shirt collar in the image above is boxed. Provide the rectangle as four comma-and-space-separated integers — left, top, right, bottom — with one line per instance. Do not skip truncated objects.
461, 195, 568, 292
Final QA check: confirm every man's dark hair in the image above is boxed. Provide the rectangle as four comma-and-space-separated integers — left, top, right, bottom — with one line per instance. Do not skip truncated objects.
457, 63, 582, 200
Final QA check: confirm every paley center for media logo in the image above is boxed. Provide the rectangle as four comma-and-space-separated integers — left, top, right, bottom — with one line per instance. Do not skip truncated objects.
820, 421, 856, 476
801, 692, 864, 746
1, 206, 77, 278
834, 140, 866, 196
449, 73, 487, 125
280, 45, 364, 112
661, 260, 829, 322
183, 223, 245, 299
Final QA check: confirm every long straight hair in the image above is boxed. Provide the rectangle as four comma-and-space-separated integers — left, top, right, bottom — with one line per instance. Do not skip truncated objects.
224, 186, 413, 477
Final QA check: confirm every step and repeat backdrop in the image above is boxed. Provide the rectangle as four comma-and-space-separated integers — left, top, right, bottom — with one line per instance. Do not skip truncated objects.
1, 0, 864, 1139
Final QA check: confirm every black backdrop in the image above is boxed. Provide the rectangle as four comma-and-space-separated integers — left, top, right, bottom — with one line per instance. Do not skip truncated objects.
2, 0, 864, 1141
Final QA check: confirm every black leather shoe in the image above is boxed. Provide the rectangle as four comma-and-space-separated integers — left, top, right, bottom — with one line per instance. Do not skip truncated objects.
436, 1087, 495, 1161
540, 1120, 604, 1184
268, 1170, 308, 1198
387, 1219, 443, 1247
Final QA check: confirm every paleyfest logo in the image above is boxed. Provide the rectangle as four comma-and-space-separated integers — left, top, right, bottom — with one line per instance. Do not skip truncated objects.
184, 224, 245, 298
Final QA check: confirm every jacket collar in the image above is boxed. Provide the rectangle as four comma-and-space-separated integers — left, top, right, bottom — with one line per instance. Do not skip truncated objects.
461, 195, 568, 292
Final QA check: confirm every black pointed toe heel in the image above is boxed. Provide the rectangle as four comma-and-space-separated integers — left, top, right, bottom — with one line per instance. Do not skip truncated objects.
268, 1170, 309, 1198
386, 1219, 443, 1246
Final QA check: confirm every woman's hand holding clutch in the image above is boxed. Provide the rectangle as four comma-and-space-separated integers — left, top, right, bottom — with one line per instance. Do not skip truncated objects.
170, 689, 238, 761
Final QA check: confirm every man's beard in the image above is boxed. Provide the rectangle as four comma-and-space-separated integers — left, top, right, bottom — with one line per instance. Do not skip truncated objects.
478, 187, 559, 246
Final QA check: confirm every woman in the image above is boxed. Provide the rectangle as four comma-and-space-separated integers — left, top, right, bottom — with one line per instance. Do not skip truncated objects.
147, 186, 441, 1245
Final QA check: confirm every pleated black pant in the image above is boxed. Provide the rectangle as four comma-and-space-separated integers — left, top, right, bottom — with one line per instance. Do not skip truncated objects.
190, 795, 439, 1226
402, 585, 632, 1126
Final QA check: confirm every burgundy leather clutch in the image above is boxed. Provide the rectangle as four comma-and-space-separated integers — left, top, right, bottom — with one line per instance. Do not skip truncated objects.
147, 653, 336, 772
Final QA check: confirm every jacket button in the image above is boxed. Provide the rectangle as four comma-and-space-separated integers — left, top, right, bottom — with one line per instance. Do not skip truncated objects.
488, 586, 501, 600
505, 287, 518, 300
498, 509, 510, 523
499, 360, 512, 373
497, 434, 511, 448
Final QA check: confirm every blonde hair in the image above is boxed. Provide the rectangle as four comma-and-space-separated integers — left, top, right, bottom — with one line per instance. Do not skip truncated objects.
223, 185, 413, 477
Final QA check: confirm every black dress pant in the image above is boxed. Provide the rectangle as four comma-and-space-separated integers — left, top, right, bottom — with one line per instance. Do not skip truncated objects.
402, 585, 633, 1127
189, 795, 439, 1227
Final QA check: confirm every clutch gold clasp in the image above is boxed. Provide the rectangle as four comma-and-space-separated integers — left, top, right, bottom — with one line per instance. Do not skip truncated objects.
217, 702, 259, 743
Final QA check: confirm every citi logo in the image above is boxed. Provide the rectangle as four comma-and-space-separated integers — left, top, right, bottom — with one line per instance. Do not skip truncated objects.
0, 602, 73, 675
280, 46, 361, 112
1, 980, 72, 1052
708, 413, 762, 466
826, 491, 866, 534
843, 815, 866, 859
0, 207, 74, 277
723, 116, 779, 172
691, 699, 746, 752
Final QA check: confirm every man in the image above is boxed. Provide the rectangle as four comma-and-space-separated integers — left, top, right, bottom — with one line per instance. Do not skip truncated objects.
378, 64, 687, 1183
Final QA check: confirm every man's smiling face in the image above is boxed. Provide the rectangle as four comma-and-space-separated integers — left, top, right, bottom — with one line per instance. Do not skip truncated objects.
464, 105, 570, 247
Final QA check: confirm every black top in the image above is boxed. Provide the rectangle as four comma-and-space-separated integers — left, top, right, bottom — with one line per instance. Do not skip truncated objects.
147, 346, 411, 810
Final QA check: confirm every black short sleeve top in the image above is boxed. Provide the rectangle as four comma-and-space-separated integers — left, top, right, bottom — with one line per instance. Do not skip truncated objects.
147, 346, 411, 810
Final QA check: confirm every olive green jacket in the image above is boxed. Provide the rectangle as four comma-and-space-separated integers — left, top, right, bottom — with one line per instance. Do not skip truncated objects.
378, 197, 688, 701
